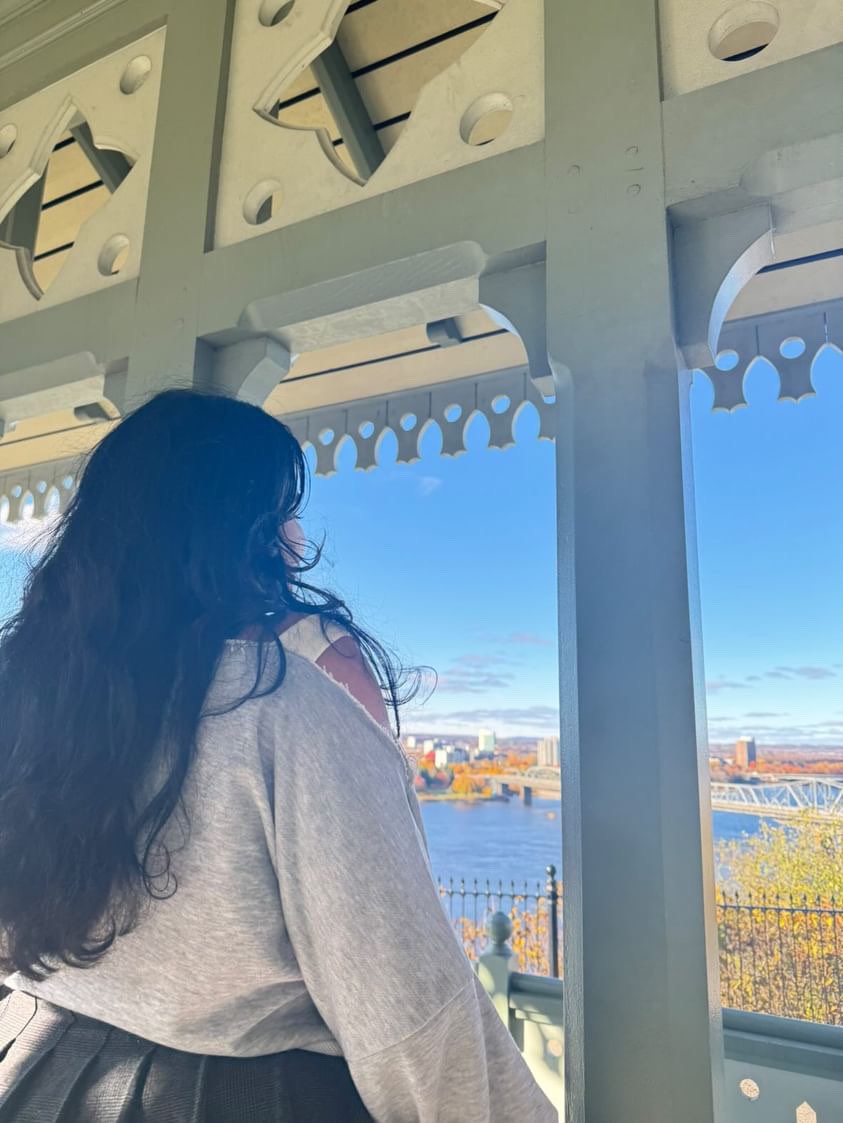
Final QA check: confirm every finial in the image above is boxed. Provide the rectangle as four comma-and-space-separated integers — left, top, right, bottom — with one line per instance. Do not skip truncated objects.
488, 911, 512, 955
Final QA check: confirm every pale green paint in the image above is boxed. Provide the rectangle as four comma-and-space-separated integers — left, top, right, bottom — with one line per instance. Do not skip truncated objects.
544, 0, 723, 1119
124, 0, 234, 402
0, 11, 840, 1123
0, 0, 169, 108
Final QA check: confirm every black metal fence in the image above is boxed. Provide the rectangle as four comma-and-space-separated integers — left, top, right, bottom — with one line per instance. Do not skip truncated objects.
438, 875, 843, 1024
438, 866, 562, 977
718, 892, 843, 1025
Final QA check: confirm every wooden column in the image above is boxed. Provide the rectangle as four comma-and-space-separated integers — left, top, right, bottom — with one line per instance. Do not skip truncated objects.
544, 1, 725, 1120
125, 0, 234, 402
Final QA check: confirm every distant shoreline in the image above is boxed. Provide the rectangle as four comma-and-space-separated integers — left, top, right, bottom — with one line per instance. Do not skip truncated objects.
416, 791, 508, 803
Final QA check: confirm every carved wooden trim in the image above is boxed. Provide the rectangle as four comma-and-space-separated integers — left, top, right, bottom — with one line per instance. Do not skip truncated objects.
0, 0, 134, 71
697, 298, 842, 412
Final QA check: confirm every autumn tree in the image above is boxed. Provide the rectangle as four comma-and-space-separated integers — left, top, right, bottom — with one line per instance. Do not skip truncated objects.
451, 774, 487, 797
716, 816, 843, 903
715, 817, 843, 1023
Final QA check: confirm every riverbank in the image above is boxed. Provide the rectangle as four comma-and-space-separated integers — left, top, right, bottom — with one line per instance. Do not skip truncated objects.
420, 795, 772, 885
416, 791, 507, 803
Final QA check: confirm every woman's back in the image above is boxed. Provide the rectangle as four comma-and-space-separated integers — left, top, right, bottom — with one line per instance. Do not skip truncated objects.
0, 391, 555, 1121
5, 643, 554, 1120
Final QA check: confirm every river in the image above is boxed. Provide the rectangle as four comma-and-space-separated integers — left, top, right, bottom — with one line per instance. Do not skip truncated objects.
420, 796, 770, 886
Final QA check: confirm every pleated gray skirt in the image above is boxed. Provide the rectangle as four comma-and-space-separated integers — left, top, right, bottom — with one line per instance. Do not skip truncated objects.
0, 990, 373, 1122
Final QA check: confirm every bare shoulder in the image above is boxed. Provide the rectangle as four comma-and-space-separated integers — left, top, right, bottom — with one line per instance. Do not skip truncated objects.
316, 637, 391, 732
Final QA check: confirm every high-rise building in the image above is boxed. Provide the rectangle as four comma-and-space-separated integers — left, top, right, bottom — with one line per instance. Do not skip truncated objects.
434, 745, 469, 768
538, 735, 561, 768
735, 736, 757, 769
477, 729, 496, 755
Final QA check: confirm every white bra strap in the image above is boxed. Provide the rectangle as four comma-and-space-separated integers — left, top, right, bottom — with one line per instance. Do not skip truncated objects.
281, 615, 348, 664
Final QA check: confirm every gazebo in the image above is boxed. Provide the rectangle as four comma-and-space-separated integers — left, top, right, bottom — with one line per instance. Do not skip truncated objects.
1, 1, 841, 1119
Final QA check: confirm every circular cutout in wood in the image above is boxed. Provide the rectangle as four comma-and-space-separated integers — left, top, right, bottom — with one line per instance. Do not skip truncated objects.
460, 93, 514, 147
120, 55, 152, 94
98, 234, 131, 276
243, 180, 283, 224
259, 0, 295, 28
0, 124, 17, 158
709, 3, 779, 61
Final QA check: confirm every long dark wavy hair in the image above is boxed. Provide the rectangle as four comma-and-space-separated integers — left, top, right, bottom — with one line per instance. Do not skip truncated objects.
0, 389, 413, 980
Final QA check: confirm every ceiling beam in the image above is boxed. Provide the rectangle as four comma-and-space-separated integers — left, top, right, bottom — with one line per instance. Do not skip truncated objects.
0, 280, 137, 380
311, 41, 385, 182
0, 169, 45, 257
198, 141, 545, 339
0, 0, 169, 105
663, 43, 843, 219
68, 121, 132, 193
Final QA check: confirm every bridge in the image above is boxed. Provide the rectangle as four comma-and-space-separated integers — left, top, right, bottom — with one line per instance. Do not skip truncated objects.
486, 771, 843, 819
487, 767, 564, 806
709, 778, 843, 820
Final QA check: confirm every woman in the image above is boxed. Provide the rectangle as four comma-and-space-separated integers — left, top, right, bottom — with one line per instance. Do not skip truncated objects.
0, 391, 555, 1122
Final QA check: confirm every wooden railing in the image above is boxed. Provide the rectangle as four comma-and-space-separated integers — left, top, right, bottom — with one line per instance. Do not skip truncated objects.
476, 913, 843, 1123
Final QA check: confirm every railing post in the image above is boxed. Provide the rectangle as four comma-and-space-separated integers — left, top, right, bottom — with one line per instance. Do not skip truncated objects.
546, 864, 560, 979
477, 912, 513, 1028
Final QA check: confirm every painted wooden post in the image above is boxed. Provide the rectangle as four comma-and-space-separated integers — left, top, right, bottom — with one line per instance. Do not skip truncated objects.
124, 0, 234, 402
544, 1, 724, 1121
476, 912, 513, 1029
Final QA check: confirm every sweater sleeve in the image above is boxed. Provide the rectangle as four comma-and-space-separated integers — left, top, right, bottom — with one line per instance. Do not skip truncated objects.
270, 672, 557, 1123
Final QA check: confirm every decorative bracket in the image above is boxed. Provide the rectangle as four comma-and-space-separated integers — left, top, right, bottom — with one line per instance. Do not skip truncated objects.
208, 336, 292, 405
0, 351, 119, 438
479, 262, 554, 396
673, 204, 774, 369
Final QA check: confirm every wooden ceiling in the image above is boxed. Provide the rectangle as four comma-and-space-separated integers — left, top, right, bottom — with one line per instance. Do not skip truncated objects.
30, 0, 498, 289
1, 0, 837, 478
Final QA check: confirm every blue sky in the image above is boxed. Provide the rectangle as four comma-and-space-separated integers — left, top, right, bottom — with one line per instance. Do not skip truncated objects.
689, 345, 843, 748
1, 345, 840, 746
300, 345, 843, 745
301, 405, 562, 737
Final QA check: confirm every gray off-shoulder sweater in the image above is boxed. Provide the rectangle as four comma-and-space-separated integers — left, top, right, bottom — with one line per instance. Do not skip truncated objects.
7, 638, 556, 1122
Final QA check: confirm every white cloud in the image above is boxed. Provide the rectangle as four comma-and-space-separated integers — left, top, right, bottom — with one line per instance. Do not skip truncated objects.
707, 713, 843, 747
706, 678, 750, 694
506, 632, 552, 647
453, 653, 517, 668
406, 703, 559, 736
762, 665, 838, 681
417, 476, 443, 497
435, 667, 516, 695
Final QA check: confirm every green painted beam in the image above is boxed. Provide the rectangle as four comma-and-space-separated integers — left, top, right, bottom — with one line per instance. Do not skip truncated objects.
69, 121, 132, 193
0, 0, 170, 109
198, 141, 545, 338
311, 41, 385, 182
0, 141, 541, 387
0, 281, 137, 380
544, 0, 724, 1120
124, 0, 235, 401
0, 171, 45, 254
664, 43, 843, 217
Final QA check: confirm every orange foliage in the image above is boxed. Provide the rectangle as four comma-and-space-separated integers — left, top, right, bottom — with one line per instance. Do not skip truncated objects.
450, 774, 489, 797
